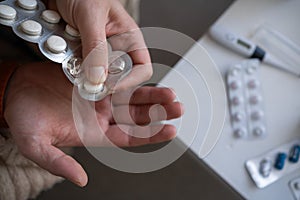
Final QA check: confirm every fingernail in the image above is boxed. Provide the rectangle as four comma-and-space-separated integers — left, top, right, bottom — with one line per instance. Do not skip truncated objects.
75, 176, 88, 187
87, 66, 106, 84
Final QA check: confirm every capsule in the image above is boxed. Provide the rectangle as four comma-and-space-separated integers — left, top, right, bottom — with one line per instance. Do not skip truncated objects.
274, 152, 287, 170
289, 145, 300, 163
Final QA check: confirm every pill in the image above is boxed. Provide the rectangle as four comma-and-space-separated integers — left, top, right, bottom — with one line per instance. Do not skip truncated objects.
253, 127, 265, 137
83, 80, 105, 93
274, 152, 287, 170
231, 96, 243, 106
259, 159, 272, 178
21, 20, 42, 36
288, 145, 300, 163
246, 66, 256, 75
234, 128, 246, 138
230, 67, 241, 76
229, 81, 241, 90
46, 35, 67, 54
248, 80, 260, 89
65, 24, 80, 37
251, 111, 264, 121
41, 10, 61, 24
0, 5, 17, 20
249, 95, 261, 105
18, 0, 37, 10
233, 112, 244, 122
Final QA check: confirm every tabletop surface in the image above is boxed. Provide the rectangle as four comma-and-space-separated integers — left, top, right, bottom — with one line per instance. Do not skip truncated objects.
159, 0, 300, 199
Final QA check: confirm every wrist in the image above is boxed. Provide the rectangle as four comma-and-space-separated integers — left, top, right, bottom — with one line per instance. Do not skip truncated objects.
0, 62, 21, 128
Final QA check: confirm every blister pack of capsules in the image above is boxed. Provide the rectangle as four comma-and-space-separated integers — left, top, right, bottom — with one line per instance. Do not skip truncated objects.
246, 139, 300, 189
0, 0, 132, 101
227, 59, 267, 139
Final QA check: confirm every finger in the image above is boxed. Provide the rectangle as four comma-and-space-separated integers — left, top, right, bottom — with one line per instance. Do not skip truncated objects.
111, 87, 177, 105
19, 142, 87, 187
75, 3, 109, 84
111, 102, 183, 125
105, 124, 177, 147
108, 27, 152, 91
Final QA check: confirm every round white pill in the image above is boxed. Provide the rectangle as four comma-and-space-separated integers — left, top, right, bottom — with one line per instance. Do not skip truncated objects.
251, 111, 264, 121
231, 96, 242, 106
18, 0, 37, 10
248, 79, 260, 89
233, 112, 244, 122
234, 128, 246, 138
0, 5, 17, 20
246, 66, 256, 75
83, 81, 104, 93
229, 81, 241, 90
230, 66, 241, 76
41, 10, 61, 24
65, 24, 80, 37
253, 127, 265, 137
46, 35, 67, 54
21, 20, 42, 36
249, 95, 261, 105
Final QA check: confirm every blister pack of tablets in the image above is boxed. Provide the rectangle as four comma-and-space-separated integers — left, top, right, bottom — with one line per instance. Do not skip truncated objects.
0, 0, 133, 101
246, 139, 300, 189
227, 59, 267, 139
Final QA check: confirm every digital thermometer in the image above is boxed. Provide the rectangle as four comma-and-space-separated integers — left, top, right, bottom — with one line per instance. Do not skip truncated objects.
209, 25, 300, 76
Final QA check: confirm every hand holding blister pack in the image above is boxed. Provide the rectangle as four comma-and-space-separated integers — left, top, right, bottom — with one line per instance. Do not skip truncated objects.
0, 0, 133, 101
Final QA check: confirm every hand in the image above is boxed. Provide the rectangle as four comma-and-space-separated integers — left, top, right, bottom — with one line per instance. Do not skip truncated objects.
47, 0, 152, 90
4, 62, 183, 187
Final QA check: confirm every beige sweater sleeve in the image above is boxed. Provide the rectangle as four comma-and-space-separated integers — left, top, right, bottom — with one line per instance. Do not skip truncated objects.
0, 131, 64, 200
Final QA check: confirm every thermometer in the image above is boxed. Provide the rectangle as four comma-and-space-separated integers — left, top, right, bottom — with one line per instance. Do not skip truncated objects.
209, 25, 300, 76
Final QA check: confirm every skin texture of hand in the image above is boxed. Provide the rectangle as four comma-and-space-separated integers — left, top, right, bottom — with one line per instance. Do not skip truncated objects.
4, 62, 183, 187
46, 0, 152, 90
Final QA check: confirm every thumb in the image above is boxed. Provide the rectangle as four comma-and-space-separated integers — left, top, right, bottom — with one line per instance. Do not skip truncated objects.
77, 14, 109, 85
21, 142, 88, 187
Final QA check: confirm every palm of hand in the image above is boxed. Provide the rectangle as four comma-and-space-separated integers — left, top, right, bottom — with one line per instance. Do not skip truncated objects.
4, 62, 182, 187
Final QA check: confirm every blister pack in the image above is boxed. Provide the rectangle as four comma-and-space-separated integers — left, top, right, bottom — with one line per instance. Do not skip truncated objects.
227, 59, 267, 139
0, 0, 133, 101
246, 139, 300, 189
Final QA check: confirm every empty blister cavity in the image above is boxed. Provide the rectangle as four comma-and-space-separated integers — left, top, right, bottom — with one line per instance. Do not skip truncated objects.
290, 177, 300, 200
17, 0, 37, 10
246, 139, 300, 188
0, 4, 16, 20
227, 59, 267, 140
41, 10, 60, 24
46, 35, 67, 54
